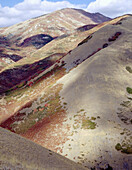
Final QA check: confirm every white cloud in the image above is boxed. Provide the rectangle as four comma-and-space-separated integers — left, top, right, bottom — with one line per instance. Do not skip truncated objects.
86, 0, 132, 18
0, 0, 85, 27
1, 0, 131, 27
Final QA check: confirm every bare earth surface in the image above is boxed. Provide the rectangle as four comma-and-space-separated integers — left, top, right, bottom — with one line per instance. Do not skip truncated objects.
0, 10, 132, 170
0, 127, 87, 170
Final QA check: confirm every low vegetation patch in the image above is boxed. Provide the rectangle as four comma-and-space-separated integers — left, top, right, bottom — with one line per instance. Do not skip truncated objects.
0, 65, 66, 134
126, 87, 132, 94
108, 32, 121, 42
78, 34, 92, 46
120, 101, 131, 108
116, 128, 132, 154
115, 141, 132, 154
126, 66, 132, 73
82, 118, 96, 129
73, 110, 97, 130
102, 43, 108, 48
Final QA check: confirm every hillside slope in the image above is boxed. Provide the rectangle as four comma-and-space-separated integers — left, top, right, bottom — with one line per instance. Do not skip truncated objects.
0, 8, 110, 39
0, 127, 87, 170
0, 8, 110, 71
0, 15, 129, 129
0, 15, 132, 169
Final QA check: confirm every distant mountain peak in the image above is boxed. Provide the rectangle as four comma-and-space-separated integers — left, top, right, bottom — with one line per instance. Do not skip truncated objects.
73, 8, 111, 23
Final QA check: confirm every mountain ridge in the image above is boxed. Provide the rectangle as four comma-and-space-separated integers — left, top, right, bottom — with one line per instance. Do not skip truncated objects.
0, 8, 111, 71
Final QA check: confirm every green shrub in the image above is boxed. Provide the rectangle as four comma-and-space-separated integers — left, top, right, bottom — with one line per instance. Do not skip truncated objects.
115, 143, 122, 151
115, 142, 132, 154
126, 66, 132, 73
126, 87, 132, 94
82, 118, 96, 129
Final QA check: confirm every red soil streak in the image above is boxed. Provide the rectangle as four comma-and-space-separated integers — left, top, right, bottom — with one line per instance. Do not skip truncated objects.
0, 111, 26, 132
21, 110, 70, 154
0, 99, 34, 130
1, 65, 69, 154
0, 66, 65, 124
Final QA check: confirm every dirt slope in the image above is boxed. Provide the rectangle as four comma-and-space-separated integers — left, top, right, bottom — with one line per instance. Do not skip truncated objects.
0, 127, 87, 170
17, 16, 132, 169
0, 15, 132, 170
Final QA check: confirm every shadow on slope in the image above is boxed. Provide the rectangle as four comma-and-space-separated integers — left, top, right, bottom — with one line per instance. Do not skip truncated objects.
18, 34, 54, 49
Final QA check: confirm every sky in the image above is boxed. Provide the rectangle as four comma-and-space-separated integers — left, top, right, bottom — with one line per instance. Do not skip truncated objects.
0, 0, 132, 27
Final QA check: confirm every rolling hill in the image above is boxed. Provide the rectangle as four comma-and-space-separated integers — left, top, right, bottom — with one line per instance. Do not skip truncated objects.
0, 8, 132, 170
0, 8, 111, 71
